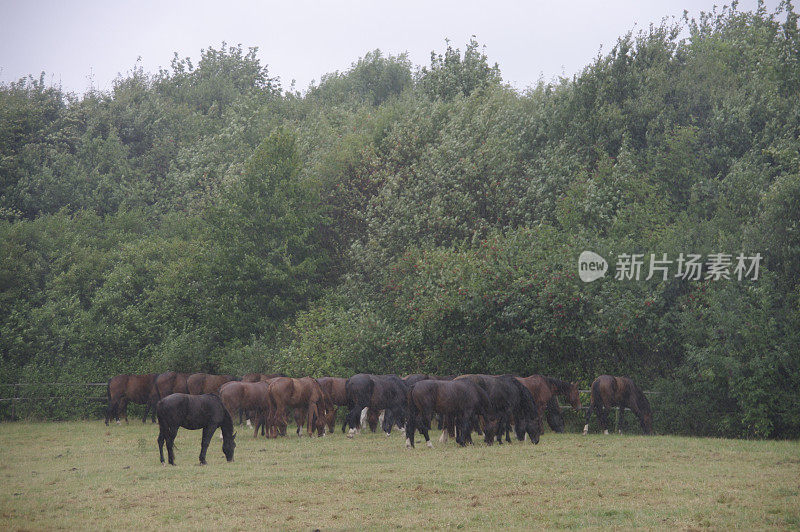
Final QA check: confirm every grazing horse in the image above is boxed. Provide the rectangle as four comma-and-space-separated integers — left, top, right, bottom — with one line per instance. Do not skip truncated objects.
317, 377, 347, 434
584, 375, 652, 435
218, 381, 270, 438
239, 373, 284, 426
105, 373, 157, 425
187, 374, 237, 395
454, 374, 540, 444
515, 375, 581, 433
405, 379, 495, 447
344, 374, 409, 437
156, 393, 236, 465
267, 377, 326, 437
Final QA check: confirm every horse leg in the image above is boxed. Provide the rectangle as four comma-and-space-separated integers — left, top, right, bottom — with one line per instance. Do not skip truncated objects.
158, 429, 166, 464
166, 428, 178, 465
598, 405, 610, 435
404, 409, 416, 448
199, 426, 214, 465
464, 415, 475, 446
346, 405, 362, 438
584, 403, 592, 435
307, 403, 318, 438
120, 398, 129, 424
618, 407, 627, 434
105, 398, 116, 426
141, 402, 150, 424
455, 415, 469, 447
200, 425, 217, 465
420, 411, 432, 448
294, 407, 306, 437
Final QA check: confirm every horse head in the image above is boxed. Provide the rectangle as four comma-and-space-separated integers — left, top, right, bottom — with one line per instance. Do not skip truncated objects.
568, 381, 582, 410
222, 431, 236, 462
481, 414, 499, 445
382, 406, 405, 434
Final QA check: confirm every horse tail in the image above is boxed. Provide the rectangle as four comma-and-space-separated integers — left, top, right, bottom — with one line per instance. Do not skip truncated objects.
308, 401, 319, 437
405, 387, 418, 446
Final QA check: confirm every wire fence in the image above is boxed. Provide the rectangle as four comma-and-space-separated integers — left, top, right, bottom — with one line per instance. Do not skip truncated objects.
0, 382, 108, 420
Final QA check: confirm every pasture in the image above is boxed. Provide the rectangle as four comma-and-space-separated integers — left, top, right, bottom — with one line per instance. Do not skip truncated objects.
0, 421, 798, 530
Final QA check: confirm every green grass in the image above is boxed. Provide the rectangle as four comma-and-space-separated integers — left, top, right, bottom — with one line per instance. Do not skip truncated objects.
0, 421, 798, 530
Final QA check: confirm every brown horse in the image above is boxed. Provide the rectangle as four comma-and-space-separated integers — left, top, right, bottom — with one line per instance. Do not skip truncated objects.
267, 377, 326, 437
584, 375, 653, 435
187, 374, 237, 395
515, 375, 581, 433
105, 373, 157, 425
317, 377, 347, 434
218, 381, 271, 438
151, 371, 191, 403
238, 373, 284, 428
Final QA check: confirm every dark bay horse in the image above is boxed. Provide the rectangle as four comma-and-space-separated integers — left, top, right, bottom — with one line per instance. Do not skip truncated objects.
584, 375, 652, 435
344, 374, 409, 437
405, 379, 495, 447
156, 393, 236, 465
219, 381, 270, 438
317, 377, 347, 434
187, 374, 237, 395
267, 377, 326, 437
515, 375, 581, 433
105, 373, 157, 425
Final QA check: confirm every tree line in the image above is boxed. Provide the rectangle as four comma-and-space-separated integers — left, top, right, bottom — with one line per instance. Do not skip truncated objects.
1, 4, 798, 437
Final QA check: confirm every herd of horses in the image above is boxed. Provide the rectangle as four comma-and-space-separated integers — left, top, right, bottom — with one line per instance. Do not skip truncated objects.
105, 371, 653, 465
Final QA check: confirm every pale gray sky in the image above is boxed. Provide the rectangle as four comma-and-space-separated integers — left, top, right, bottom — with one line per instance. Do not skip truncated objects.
0, 0, 784, 95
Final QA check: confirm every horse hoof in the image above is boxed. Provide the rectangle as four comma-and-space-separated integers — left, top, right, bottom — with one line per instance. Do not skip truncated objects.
583, 424, 589, 435
385, 432, 391, 437
603, 430, 609, 435
426, 441, 433, 449
347, 431, 354, 439
405, 438, 412, 448
161, 462, 166, 467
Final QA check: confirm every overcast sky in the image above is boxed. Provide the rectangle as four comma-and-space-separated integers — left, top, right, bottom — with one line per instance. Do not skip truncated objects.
0, 0, 784, 96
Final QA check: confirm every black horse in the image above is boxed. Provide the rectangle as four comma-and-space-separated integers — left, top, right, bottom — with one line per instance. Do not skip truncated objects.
156, 393, 236, 465
344, 374, 409, 436
454, 374, 540, 444
405, 379, 495, 447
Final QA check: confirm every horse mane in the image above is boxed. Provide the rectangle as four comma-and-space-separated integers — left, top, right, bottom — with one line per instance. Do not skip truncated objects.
545, 376, 573, 397
214, 395, 235, 437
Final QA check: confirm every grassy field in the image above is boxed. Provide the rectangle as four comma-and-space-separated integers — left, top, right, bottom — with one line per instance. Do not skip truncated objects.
0, 421, 798, 530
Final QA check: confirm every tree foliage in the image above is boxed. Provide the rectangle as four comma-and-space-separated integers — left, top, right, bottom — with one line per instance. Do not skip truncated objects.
0, 7, 798, 436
